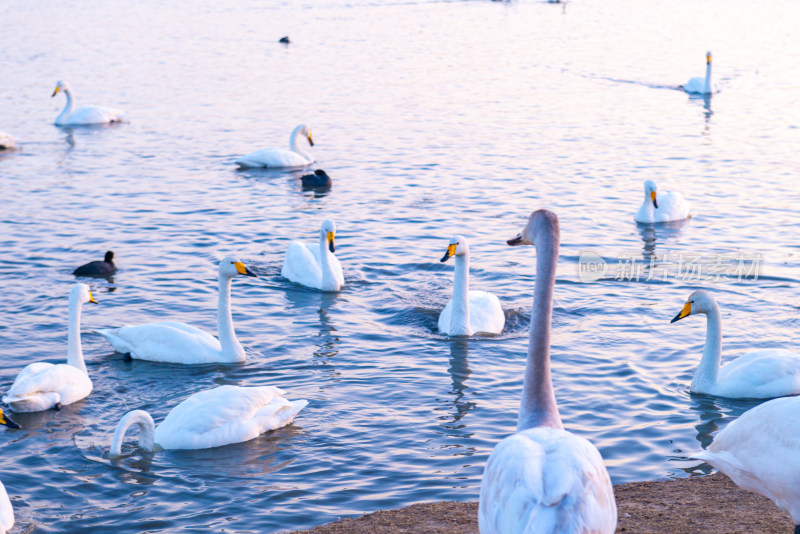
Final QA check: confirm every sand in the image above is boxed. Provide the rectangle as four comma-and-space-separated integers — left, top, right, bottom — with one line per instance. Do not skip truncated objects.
290, 473, 795, 534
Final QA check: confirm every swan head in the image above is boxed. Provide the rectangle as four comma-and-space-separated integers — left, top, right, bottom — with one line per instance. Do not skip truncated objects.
298, 124, 314, 147
52, 80, 70, 97
218, 256, 257, 279
671, 289, 716, 323
0, 409, 20, 430
71, 283, 98, 305
321, 219, 336, 252
644, 179, 658, 209
507, 209, 559, 247
706, 51, 712, 64
440, 235, 469, 262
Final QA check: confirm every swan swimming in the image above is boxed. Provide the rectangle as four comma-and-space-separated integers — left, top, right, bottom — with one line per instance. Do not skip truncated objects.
671, 290, 800, 399
478, 210, 617, 534
97, 256, 257, 364
51, 81, 126, 126
0, 133, 16, 150
235, 124, 314, 169
3, 284, 98, 412
634, 179, 691, 223
437, 236, 504, 336
694, 396, 800, 533
683, 51, 713, 95
281, 219, 344, 292
110, 385, 308, 454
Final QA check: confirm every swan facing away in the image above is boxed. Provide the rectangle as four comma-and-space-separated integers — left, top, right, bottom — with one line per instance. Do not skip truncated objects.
52, 81, 126, 126
478, 210, 617, 534
73, 250, 116, 277
437, 236, 504, 336
0, 133, 16, 150
683, 51, 713, 95
235, 124, 314, 169
634, 179, 691, 223
97, 256, 256, 364
3, 284, 97, 412
281, 219, 344, 292
694, 396, 800, 533
671, 290, 800, 399
110, 385, 307, 454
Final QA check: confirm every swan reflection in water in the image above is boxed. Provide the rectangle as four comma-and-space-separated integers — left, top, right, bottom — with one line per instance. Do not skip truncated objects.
440, 338, 476, 430
637, 217, 690, 263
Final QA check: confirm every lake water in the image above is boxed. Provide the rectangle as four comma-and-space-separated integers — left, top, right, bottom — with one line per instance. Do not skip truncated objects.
1, 0, 800, 531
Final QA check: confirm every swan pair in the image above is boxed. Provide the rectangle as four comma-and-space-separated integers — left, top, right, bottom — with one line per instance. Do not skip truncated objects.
52, 81, 126, 127
634, 180, 691, 223
236, 124, 315, 169
683, 51, 714, 95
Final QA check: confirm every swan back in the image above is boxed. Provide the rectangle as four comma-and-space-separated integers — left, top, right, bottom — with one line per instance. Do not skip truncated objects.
110, 409, 156, 456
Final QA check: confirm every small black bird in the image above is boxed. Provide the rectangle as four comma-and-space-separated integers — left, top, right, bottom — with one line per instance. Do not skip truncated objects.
73, 250, 117, 277
279, 36, 291, 44
300, 169, 332, 188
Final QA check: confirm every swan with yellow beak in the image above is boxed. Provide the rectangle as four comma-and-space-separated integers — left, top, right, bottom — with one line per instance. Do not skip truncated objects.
281, 219, 344, 292
634, 179, 691, 223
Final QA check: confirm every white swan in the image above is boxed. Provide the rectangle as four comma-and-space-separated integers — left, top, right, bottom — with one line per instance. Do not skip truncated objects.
0, 480, 12, 534
51, 81, 126, 126
110, 385, 307, 454
235, 124, 314, 169
3, 283, 97, 412
97, 256, 256, 364
683, 51, 713, 95
694, 396, 800, 533
671, 290, 800, 399
478, 210, 617, 534
634, 179, 691, 223
437, 236, 504, 336
281, 219, 344, 292
0, 132, 16, 150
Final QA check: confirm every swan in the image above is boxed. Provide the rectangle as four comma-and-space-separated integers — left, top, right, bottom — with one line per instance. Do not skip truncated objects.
281, 219, 344, 292
634, 179, 691, 223
437, 236, 504, 336
51, 81, 126, 126
3, 283, 97, 412
110, 385, 308, 454
73, 250, 116, 277
235, 124, 314, 169
0, 480, 13, 534
97, 256, 257, 364
478, 210, 617, 534
683, 51, 713, 95
0, 132, 16, 150
671, 290, 800, 398
694, 396, 800, 532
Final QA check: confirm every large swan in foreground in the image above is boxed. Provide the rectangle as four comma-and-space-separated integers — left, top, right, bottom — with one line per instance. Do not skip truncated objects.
437, 236, 504, 336
683, 51, 713, 95
671, 290, 800, 399
694, 396, 800, 533
634, 179, 691, 223
97, 256, 257, 364
3, 284, 97, 412
52, 81, 126, 126
281, 219, 344, 292
478, 210, 617, 534
110, 385, 307, 454
235, 124, 314, 168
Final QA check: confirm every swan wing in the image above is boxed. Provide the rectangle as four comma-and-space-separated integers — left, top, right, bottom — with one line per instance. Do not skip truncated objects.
3, 362, 92, 412
468, 290, 505, 335
684, 76, 706, 94
66, 105, 126, 125
653, 191, 690, 222
235, 148, 310, 169
479, 427, 617, 534
281, 241, 323, 289
715, 349, 800, 399
438, 299, 454, 334
97, 321, 224, 364
0, 480, 12, 534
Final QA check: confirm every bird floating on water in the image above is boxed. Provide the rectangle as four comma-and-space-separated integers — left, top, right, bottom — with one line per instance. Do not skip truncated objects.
235, 124, 314, 169
634, 179, 691, 223
300, 169, 332, 189
52, 80, 126, 126
279, 36, 290, 44
683, 51, 714, 95
282, 219, 344, 292
73, 250, 116, 277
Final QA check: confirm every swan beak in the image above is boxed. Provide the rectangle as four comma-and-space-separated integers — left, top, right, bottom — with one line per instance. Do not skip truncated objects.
707, 53, 712, 64
307, 133, 314, 147
0, 411, 20, 429
507, 233, 524, 246
651, 190, 658, 209
440, 243, 457, 262
671, 301, 692, 323
52, 86, 60, 97
327, 231, 335, 253
88, 291, 98, 304
234, 262, 257, 277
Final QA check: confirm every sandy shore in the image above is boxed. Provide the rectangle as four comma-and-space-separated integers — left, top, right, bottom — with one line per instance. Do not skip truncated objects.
291, 473, 793, 533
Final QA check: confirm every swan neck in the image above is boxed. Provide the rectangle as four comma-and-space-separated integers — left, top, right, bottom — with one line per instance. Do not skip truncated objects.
517, 232, 563, 432
67, 295, 87, 374
318, 233, 338, 291
289, 125, 312, 162
110, 410, 156, 456
56, 88, 73, 125
217, 274, 244, 362
693, 305, 722, 391
449, 254, 472, 336
704, 61, 712, 94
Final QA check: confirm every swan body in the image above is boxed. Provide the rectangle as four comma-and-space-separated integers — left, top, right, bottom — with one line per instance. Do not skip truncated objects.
110, 385, 308, 454
479, 210, 617, 534
3, 284, 97, 412
671, 290, 800, 399
0, 480, 12, 534
97, 256, 256, 364
52, 81, 126, 126
281, 219, 344, 292
236, 124, 314, 168
437, 236, 504, 336
694, 396, 800, 531
0, 132, 16, 150
684, 51, 713, 95
634, 179, 691, 223
73, 250, 116, 277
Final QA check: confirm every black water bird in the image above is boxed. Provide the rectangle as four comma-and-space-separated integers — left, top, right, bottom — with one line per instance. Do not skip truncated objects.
279, 36, 291, 44
73, 250, 116, 277
300, 169, 332, 189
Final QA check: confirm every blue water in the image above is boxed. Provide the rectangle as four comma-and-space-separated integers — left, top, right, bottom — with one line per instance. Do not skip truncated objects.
2, 0, 800, 531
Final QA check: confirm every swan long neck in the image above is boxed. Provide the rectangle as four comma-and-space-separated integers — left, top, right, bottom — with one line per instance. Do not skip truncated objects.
692, 304, 722, 392
319, 233, 338, 291
704, 60, 712, 94
56, 87, 74, 125
517, 227, 563, 432
217, 274, 245, 362
289, 125, 313, 162
110, 410, 156, 456
67, 294, 87, 374
449, 253, 472, 336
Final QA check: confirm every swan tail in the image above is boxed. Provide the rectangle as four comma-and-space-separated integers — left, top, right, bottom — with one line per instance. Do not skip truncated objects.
256, 398, 308, 433
96, 328, 134, 354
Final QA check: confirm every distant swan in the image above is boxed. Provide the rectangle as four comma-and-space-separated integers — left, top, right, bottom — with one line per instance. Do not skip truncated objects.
437, 236, 504, 336
0, 133, 16, 150
478, 210, 617, 534
110, 385, 308, 454
235, 124, 314, 169
634, 179, 691, 223
671, 289, 800, 398
73, 250, 116, 277
683, 51, 713, 95
52, 81, 126, 126
97, 256, 257, 364
3, 284, 97, 412
694, 396, 800, 533
281, 219, 344, 292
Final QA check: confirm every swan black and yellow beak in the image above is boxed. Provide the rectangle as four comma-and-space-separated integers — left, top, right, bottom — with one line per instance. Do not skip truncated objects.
89, 290, 98, 304
234, 262, 257, 277
671, 301, 693, 323
327, 231, 335, 253
706, 53, 712, 64
440, 243, 457, 262
0, 410, 20, 429
52, 86, 61, 97
651, 190, 659, 209
308, 133, 314, 147
507, 233, 524, 246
